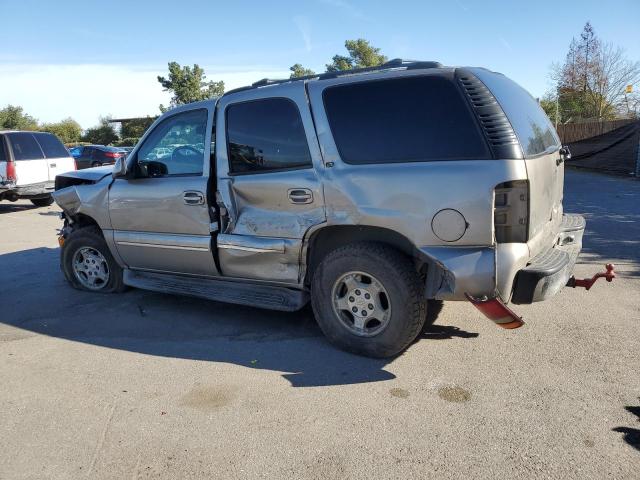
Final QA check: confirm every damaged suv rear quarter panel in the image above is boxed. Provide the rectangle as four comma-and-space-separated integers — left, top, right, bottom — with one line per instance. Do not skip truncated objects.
306, 71, 530, 299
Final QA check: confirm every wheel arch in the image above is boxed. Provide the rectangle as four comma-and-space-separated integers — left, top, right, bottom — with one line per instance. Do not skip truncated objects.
303, 224, 446, 298
68, 212, 101, 230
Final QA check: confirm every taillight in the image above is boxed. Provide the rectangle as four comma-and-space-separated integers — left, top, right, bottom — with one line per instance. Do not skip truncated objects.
494, 180, 529, 243
6, 161, 16, 182
104, 151, 122, 158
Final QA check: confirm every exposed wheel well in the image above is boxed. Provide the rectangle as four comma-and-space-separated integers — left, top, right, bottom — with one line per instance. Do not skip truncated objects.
68, 213, 100, 231
305, 225, 426, 285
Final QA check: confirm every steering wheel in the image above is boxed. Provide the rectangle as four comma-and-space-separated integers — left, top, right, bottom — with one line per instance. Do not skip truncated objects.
171, 145, 201, 161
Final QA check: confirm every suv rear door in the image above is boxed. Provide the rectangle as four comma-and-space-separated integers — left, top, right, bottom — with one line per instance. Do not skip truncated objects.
215, 83, 326, 283
32, 132, 76, 180
5, 132, 49, 186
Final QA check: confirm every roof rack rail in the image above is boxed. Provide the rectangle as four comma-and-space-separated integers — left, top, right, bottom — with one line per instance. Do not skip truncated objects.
225, 59, 443, 95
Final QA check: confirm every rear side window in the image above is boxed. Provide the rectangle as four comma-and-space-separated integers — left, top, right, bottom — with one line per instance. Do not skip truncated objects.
6, 132, 44, 160
33, 132, 70, 158
226, 98, 312, 174
472, 70, 560, 157
323, 75, 490, 164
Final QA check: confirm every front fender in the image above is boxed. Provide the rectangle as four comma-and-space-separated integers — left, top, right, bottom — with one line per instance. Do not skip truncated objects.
52, 177, 113, 230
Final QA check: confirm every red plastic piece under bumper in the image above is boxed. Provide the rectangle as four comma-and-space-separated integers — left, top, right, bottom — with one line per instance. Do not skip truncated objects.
465, 293, 525, 329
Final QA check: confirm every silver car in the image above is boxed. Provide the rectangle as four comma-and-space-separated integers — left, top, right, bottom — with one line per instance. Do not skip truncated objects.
53, 59, 610, 357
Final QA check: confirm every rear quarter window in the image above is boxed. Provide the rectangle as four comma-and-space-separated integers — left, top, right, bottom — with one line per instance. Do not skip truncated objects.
322, 75, 491, 164
472, 69, 560, 157
6, 132, 44, 160
33, 132, 70, 158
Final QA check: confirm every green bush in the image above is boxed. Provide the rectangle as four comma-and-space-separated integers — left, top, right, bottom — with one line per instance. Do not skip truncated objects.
115, 137, 140, 147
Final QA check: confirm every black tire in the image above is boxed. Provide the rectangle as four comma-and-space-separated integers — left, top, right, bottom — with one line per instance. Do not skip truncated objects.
311, 242, 427, 358
61, 227, 126, 293
91, 161, 101, 168
30, 196, 54, 207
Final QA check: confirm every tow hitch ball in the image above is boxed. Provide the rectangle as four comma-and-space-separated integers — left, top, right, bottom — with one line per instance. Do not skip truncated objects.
566, 263, 616, 290
467, 264, 616, 329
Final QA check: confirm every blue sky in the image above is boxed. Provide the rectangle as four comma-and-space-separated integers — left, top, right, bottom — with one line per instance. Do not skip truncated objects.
1, 0, 638, 128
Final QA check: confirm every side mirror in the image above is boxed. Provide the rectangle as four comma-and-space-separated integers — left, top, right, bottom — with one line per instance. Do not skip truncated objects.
112, 157, 128, 178
559, 145, 572, 161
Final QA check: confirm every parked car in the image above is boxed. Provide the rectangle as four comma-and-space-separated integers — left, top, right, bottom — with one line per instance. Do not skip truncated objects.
53, 59, 611, 357
70, 145, 126, 169
0, 131, 76, 206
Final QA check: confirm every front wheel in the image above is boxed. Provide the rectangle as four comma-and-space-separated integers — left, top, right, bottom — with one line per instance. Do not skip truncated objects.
30, 196, 54, 207
311, 242, 427, 358
61, 227, 126, 293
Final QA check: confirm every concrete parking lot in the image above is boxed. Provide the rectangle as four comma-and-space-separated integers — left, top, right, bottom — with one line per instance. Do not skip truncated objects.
1, 169, 638, 479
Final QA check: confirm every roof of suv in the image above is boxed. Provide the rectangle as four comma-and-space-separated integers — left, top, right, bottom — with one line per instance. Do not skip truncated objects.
224, 58, 448, 96
0, 130, 59, 134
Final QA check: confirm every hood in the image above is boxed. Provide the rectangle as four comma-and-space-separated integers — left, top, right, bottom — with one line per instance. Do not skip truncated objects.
55, 165, 114, 190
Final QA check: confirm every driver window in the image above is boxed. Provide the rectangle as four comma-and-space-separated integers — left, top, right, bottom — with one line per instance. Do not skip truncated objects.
137, 109, 207, 177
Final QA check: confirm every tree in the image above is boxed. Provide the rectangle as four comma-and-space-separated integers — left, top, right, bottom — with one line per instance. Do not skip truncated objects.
288, 38, 387, 77
0, 105, 38, 130
157, 62, 224, 112
547, 22, 640, 122
41, 118, 82, 144
290, 63, 315, 78
120, 116, 155, 139
539, 93, 559, 126
326, 39, 387, 72
81, 117, 118, 145
587, 43, 640, 119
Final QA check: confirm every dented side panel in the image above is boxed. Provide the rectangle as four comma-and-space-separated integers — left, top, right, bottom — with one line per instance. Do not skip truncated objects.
215, 82, 326, 283
306, 71, 531, 299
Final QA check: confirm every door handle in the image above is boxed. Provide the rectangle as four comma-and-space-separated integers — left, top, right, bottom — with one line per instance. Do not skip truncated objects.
288, 188, 313, 204
49, 163, 57, 168
183, 191, 205, 205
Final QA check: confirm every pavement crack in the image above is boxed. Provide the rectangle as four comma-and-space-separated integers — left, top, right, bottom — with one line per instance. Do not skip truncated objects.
87, 401, 117, 477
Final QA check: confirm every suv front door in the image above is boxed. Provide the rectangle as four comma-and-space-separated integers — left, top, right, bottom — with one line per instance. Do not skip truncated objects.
215, 84, 326, 284
108, 106, 219, 276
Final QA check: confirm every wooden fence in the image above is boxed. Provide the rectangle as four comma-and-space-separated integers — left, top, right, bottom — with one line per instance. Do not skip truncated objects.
556, 119, 635, 144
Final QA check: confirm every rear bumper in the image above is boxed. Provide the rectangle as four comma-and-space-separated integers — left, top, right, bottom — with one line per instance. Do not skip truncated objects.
511, 214, 585, 304
0, 181, 55, 199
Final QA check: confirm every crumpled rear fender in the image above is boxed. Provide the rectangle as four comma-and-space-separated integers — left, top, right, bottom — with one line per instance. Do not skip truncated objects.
418, 246, 496, 301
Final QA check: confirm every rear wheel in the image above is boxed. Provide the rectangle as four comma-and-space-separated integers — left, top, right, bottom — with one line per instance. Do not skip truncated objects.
311, 242, 427, 357
61, 227, 125, 293
91, 161, 101, 168
30, 196, 54, 207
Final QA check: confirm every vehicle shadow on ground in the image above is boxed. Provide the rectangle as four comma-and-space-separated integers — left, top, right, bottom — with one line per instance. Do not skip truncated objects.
564, 170, 640, 277
0, 247, 478, 388
0, 203, 38, 214
613, 402, 640, 452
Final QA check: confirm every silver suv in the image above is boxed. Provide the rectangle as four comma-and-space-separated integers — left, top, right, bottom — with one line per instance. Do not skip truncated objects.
53, 59, 592, 357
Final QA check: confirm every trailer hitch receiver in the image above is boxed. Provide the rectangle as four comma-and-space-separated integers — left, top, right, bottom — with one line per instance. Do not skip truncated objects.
566, 263, 615, 291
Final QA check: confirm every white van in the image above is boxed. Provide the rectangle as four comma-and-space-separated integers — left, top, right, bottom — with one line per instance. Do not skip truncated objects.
0, 131, 76, 206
